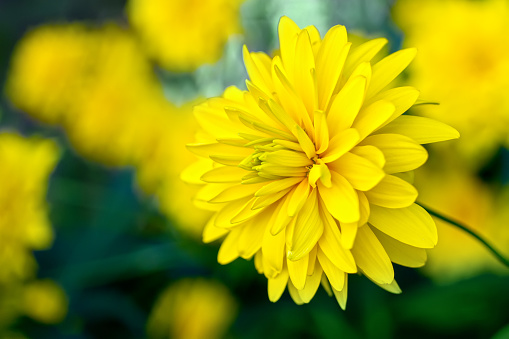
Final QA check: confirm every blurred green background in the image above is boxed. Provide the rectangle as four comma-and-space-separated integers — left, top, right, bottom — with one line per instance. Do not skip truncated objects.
0, 0, 509, 338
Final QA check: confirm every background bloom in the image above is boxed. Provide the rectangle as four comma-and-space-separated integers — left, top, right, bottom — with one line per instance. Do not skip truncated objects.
185, 17, 459, 307
127, 0, 244, 72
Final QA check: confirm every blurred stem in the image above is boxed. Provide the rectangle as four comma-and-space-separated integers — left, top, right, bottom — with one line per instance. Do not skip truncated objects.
421, 203, 509, 269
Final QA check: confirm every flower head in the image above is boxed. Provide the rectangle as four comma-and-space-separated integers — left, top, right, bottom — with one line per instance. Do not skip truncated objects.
184, 17, 459, 307
127, 0, 244, 72
393, 0, 509, 166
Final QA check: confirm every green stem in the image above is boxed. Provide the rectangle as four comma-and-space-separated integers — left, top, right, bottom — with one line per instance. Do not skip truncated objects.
420, 203, 509, 269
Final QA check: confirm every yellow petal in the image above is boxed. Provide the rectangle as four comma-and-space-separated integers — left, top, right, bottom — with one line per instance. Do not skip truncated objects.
292, 124, 316, 159
352, 100, 395, 139
317, 247, 345, 291
278, 16, 300, 83
315, 25, 349, 110
238, 217, 266, 259
209, 182, 266, 203
350, 145, 385, 169
203, 214, 228, 243
268, 266, 289, 302
314, 110, 329, 153
262, 150, 312, 167
318, 171, 360, 223
371, 226, 427, 268
287, 253, 309, 290
298, 264, 323, 303
200, 166, 246, 183
365, 175, 418, 208
252, 187, 291, 209
217, 227, 242, 264
186, 142, 250, 158
215, 196, 251, 228
340, 221, 358, 250
330, 152, 385, 191
294, 29, 316, 115
288, 281, 304, 305
361, 134, 428, 173
287, 178, 310, 216
327, 76, 366, 136
262, 205, 286, 278
332, 274, 348, 310
366, 86, 420, 127
243, 45, 272, 95
366, 48, 417, 98
320, 128, 359, 163
369, 203, 437, 248
269, 196, 293, 235
318, 204, 357, 273
181, 158, 214, 184
351, 225, 394, 284
342, 37, 388, 85
255, 177, 302, 196
254, 250, 264, 274
288, 191, 323, 261
376, 115, 460, 144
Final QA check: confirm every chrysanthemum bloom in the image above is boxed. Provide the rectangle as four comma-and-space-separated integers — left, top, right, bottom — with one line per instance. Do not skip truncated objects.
147, 279, 237, 339
0, 132, 59, 282
393, 0, 509, 168
127, 0, 244, 72
184, 17, 459, 308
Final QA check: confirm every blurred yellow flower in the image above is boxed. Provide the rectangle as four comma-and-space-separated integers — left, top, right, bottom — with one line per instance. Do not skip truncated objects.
0, 132, 59, 282
6, 23, 164, 167
415, 163, 509, 282
393, 0, 509, 168
127, 0, 244, 72
5, 24, 91, 124
184, 17, 458, 307
22, 279, 68, 324
147, 279, 237, 339
135, 102, 213, 238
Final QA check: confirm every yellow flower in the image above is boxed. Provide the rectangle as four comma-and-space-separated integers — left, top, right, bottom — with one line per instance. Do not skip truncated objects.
22, 279, 68, 324
393, 0, 509, 168
0, 132, 59, 282
5, 24, 91, 124
146, 279, 237, 339
135, 102, 213, 238
6, 24, 164, 167
184, 17, 459, 307
127, 0, 244, 72
415, 163, 509, 282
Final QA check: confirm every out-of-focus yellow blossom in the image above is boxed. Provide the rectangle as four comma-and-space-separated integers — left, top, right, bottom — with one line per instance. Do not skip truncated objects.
6, 24, 164, 167
0, 132, 59, 282
415, 163, 509, 282
185, 17, 458, 307
22, 279, 68, 324
147, 279, 237, 339
5, 24, 91, 124
127, 0, 244, 72
135, 102, 213, 239
393, 0, 509, 168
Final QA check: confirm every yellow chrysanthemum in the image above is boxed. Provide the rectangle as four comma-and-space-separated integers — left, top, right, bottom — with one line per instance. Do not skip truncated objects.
127, 0, 244, 72
147, 279, 237, 339
6, 24, 164, 167
0, 132, 59, 283
184, 17, 459, 307
415, 163, 509, 282
135, 103, 213, 238
393, 0, 509, 167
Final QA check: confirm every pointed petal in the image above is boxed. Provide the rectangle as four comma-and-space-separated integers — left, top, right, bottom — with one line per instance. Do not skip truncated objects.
369, 203, 437, 248
365, 174, 418, 208
361, 134, 428, 174
268, 265, 289, 302
376, 115, 460, 144
352, 225, 394, 284
371, 226, 427, 267
318, 171, 359, 223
